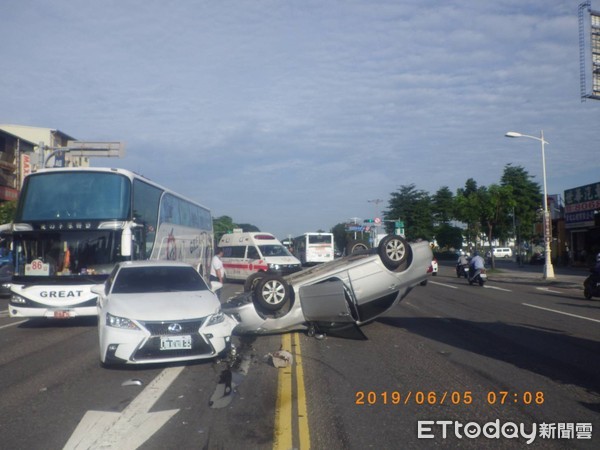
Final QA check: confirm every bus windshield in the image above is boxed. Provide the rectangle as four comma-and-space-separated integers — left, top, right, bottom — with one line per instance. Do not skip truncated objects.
17, 171, 130, 221
13, 230, 124, 279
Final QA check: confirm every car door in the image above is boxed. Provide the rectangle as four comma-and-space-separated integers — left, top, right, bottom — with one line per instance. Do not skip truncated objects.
347, 258, 402, 323
299, 280, 355, 324
245, 246, 261, 279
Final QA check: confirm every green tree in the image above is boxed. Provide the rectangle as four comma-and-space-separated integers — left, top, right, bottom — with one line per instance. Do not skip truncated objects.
0, 201, 16, 224
213, 216, 237, 246
236, 223, 260, 232
432, 186, 454, 225
213, 216, 261, 247
384, 184, 433, 241
455, 179, 484, 249
435, 223, 464, 250
330, 222, 349, 254
500, 164, 542, 247
479, 184, 515, 267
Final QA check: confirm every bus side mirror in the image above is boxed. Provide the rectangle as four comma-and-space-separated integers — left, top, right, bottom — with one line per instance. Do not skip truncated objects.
121, 227, 132, 257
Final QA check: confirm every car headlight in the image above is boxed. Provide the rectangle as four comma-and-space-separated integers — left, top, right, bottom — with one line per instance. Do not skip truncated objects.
206, 312, 225, 326
268, 263, 280, 271
106, 312, 140, 330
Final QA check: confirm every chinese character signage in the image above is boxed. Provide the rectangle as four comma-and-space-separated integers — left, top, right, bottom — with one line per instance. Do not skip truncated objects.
564, 182, 600, 228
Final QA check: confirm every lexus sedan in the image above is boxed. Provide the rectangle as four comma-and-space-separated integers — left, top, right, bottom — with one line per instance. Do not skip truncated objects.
93, 261, 237, 366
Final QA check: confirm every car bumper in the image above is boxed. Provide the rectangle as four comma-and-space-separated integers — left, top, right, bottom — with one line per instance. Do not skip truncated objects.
99, 315, 237, 365
8, 305, 97, 319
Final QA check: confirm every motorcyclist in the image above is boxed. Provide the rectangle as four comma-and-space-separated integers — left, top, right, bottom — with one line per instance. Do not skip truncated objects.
469, 251, 485, 280
588, 253, 600, 282
456, 251, 469, 277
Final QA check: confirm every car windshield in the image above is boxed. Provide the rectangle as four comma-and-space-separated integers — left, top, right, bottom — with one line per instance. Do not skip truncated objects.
111, 266, 209, 294
258, 245, 292, 257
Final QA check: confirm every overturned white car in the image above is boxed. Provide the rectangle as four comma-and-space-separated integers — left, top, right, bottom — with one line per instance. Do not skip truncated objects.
222, 235, 432, 337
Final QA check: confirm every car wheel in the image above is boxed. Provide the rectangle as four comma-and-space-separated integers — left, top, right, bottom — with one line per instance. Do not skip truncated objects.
244, 272, 265, 292
254, 275, 290, 311
584, 286, 593, 300
346, 240, 369, 255
378, 235, 411, 271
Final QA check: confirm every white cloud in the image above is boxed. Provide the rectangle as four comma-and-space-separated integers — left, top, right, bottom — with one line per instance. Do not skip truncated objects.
0, 0, 598, 238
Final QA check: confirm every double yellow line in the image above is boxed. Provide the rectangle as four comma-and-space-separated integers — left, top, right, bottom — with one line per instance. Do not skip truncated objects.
273, 332, 310, 450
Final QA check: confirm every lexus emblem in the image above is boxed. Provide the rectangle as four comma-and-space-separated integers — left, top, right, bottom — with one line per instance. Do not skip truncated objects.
168, 323, 182, 333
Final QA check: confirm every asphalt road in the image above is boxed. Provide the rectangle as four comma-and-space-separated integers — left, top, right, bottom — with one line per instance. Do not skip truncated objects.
0, 263, 598, 449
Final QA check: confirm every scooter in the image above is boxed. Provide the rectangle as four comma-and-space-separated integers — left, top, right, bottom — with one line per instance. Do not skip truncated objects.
456, 263, 469, 279
583, 272, 600, 299
468, 268, 487, 286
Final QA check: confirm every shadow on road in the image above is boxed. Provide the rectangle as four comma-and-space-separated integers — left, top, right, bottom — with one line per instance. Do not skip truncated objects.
377, 315, 600, 413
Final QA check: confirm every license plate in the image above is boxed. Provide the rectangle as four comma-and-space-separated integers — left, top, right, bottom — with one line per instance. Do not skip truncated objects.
160, 335, 192, 350
53, 310, 71, 319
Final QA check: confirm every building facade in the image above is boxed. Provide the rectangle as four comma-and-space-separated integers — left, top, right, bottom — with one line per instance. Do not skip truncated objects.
0, 124, 92, 206
565, 181, 600, 265
0, 129, 36, 203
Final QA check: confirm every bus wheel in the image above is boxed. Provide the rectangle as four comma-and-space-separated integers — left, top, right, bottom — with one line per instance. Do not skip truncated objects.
254, 275, 290, 311
244, 272, 265, 292
378, 235, 411, 271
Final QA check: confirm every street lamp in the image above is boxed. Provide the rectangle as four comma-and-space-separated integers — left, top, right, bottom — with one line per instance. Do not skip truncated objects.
505, 131, 555, 279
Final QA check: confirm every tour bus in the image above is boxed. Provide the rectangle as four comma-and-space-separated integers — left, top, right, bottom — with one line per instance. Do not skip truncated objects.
292, 232, 335, 266
6, 167, 213, 319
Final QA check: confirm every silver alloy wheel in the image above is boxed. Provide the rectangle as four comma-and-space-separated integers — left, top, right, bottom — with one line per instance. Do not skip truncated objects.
385, 238, 406, 262
260, 278, 287, 306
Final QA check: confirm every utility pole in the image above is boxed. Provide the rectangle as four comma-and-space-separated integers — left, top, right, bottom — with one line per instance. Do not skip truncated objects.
367, 199, 383, 217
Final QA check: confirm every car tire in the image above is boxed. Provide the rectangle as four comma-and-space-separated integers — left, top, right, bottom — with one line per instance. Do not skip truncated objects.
378, 235, 411, 271
254, 275, 290, 311
584, 286, 593, 300
346, 240, 369, 255
244, 272, 265, 292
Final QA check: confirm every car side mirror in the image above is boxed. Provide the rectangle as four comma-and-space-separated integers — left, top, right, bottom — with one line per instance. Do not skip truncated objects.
121, 227, 132, 257
91, 284, 105, 296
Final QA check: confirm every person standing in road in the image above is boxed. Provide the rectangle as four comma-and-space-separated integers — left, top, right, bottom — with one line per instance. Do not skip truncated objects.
210, 247, 225, 299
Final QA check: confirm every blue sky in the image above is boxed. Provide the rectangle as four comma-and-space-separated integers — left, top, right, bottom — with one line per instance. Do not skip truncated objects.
1, 0, 598, 239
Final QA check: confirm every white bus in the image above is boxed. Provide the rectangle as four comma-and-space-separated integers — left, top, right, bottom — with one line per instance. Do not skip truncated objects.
292, 232, 335, 266
6, 167, 213, 319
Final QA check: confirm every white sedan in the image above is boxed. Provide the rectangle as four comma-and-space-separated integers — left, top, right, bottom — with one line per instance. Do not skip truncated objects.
223, 235, 432, 336
93, 260, 237, 366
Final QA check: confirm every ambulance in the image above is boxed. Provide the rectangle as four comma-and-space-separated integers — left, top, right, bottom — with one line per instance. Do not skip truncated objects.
218, 230, 302, 286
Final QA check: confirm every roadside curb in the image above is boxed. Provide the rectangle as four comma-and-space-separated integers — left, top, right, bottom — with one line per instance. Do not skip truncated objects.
488, 270, 583, 290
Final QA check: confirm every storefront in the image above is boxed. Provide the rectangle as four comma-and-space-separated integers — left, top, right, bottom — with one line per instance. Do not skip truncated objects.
565, 182, 600, 265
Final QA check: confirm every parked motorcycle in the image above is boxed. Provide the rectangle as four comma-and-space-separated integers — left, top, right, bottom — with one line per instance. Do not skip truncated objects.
468, 268, 487, 286
456, 263, 469, 279
583, 272, 600, 300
